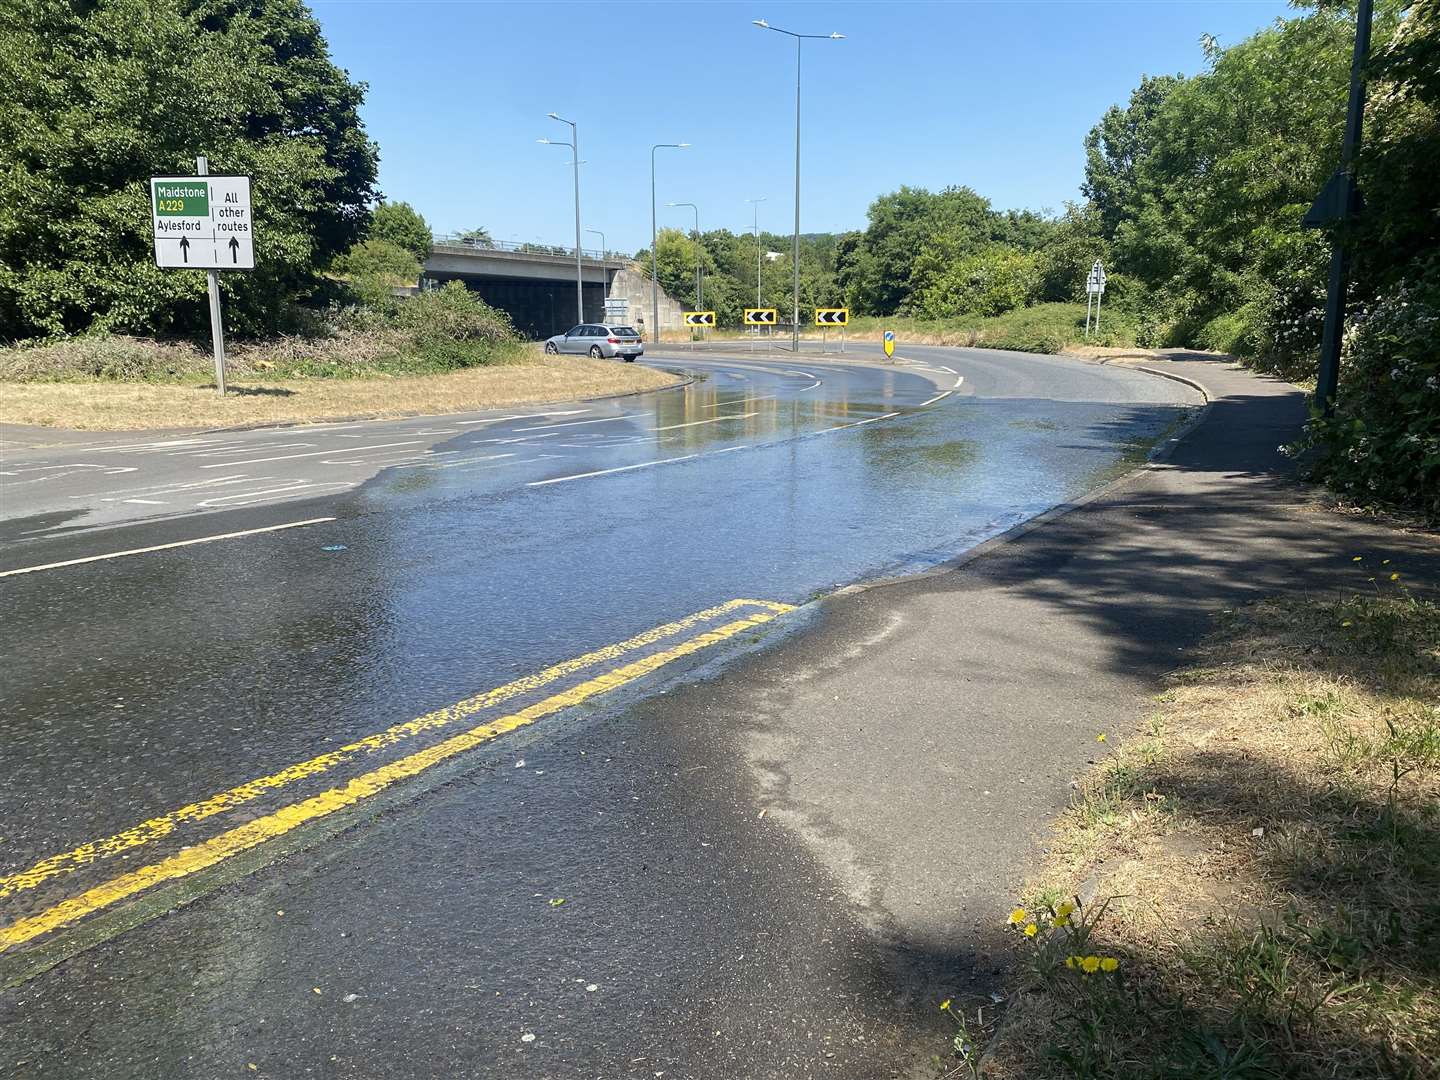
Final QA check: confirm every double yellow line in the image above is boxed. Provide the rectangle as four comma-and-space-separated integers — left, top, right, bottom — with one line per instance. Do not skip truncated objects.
0, 598, 792, 953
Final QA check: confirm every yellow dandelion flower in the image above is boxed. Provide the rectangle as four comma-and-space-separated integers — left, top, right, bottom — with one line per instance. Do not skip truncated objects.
1100, 957, 1119, 972
1024, 923, 1039, 938
1352, 556, 1362, 562
1007, 907, 1027, 925
1096, 733, 1107, 743
1341, 620, 1352, 627
1052, 915, 1070, 928
1081, 956, 1101, 974
940, 999, 952, 1012
1390, 572, 1400, 581
1055, 901, 1075, 918
1065, 956, 1078, 969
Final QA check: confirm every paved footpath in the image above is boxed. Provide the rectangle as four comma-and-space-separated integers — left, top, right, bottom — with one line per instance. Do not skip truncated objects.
634, 350, 1440, 1048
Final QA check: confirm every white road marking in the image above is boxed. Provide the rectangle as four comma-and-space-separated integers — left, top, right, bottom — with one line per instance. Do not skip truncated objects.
653, 411, 757, 431
514, 413, 644, 432
920, 390, 954, 407
937, 365, 957, 375
185, 442, 313, 458
121, 498, 168, 505
78, 475, 255, 499
199, 441, 423, 468
389, 453, 517, 471
782, 369, 815, 378
527, 443, 749, 487
827, 411, 901, 432
0, 518, 338, 578
455, 409, 590, 426
954, 375, 964, 389
696, 396, 774, 408
478, 432, 563, 445
528, 454, 700, 487
197, 483, 351, 508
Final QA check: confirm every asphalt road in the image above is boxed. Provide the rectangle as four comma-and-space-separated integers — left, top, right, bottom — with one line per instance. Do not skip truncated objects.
0, 346, 1201, 1078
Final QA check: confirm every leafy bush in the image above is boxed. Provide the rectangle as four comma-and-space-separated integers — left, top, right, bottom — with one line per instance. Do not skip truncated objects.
914, 245, 1040, 320
393, 282, 519, 368
332, 239, 422, 310
0, 285, 522, 382
1297, 258, 1440, 520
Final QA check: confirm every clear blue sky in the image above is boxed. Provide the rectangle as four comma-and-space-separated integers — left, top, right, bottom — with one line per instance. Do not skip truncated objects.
311, 0, 1295, 253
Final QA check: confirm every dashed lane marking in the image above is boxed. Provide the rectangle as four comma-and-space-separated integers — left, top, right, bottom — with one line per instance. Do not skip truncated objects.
653, 411, 758, 431
0, 599, 794, 952
199, 441, 423, 469
0, 517, 336, 578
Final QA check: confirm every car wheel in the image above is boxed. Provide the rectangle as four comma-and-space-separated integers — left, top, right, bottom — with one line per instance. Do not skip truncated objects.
544, 342, 558, 354
625, 357, 635, 363
590, 346, 603, 359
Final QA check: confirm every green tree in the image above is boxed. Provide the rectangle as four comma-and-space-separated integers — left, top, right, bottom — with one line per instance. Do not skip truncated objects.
0, 0, 378, 340
369, 201, 432, 263
914, 246, 1040, 319
458, 227, 493, 246
332, 239, 420, 309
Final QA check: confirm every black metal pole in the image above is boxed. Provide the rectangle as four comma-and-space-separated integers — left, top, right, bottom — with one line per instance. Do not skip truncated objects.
1314, 0, 1373, 416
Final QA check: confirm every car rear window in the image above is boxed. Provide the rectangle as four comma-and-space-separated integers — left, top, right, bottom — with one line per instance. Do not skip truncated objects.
610, 327, 639, 337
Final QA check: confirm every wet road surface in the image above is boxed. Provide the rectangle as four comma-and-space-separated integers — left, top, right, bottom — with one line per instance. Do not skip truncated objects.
0, 346, 1201, 1077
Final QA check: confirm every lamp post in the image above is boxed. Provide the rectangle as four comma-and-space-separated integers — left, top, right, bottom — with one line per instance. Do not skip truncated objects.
585, 228, 607, 305
753, 19, 843, 352
650, 142, 689, 344
746, 196, 767, 309
540, 111, 582, 324
666, 201, 702, 310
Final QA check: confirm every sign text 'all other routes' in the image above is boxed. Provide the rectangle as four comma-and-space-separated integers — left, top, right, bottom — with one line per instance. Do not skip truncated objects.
151, 175, 255, 270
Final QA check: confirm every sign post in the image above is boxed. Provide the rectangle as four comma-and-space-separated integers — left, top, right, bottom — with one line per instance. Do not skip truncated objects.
150, 158, 255, 394
1084, 260, 1106, 337
815, 308, 848, 354
744, 308, 778, 354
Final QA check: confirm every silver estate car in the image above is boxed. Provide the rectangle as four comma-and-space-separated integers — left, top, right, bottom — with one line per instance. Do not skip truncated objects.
543, 323, 644, 361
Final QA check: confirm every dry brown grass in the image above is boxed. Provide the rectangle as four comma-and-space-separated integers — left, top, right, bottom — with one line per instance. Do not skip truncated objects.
0, 354, 680, 431
969, 574, 1440, 1079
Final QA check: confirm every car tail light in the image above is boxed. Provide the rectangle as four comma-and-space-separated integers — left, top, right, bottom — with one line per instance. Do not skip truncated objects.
607, 337, 620, 344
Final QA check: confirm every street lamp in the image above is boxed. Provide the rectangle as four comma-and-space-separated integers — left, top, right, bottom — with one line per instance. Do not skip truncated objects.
746, 196, 767, 309
540, 110, 583, 325
585, 228, 607, 303
650, 142, 689, 343
753, 19, 844, 352
666, 201, 702, 310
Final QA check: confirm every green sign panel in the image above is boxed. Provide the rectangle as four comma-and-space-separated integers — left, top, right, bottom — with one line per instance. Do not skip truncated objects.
153, 181, 209, 217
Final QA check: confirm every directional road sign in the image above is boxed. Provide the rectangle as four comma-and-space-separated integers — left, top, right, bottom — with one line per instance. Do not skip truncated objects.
744, 308, 778, 325
150, 175, 255, 270
883, 329, 895, 358
1086, 259, 1106, 295
683, 311, 716, 327
815, 308, 848, 326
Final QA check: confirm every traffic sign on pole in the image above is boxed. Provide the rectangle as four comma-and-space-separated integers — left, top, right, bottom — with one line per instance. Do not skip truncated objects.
744, 308, 778, 325
883, 329, 895, 359
150, 175, 255, 270
814, 308, 848, 326
683, 311, 716, 327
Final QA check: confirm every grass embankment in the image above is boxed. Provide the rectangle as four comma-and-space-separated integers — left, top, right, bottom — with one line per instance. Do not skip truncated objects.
0, 336, 679, 430
688, 303, 1142, 354
950, 566, 1440, 1078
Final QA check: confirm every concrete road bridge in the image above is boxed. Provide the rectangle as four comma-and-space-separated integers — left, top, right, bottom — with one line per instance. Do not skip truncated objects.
422, 237, 682, 340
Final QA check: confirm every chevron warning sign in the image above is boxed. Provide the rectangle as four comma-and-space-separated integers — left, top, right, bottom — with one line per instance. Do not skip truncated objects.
814, 308, 848, 326
744, 308, 778, 325
683, 311, 716, 327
